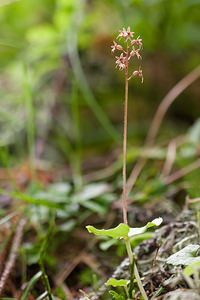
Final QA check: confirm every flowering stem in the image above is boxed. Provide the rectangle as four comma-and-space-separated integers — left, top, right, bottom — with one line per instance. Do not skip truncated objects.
122, 39, 129, 225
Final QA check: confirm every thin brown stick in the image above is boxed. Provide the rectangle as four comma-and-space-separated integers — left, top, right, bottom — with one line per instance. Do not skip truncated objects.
59, 283, 74, 300
163, 158, 200, 185
150, 247, 159, 294
125, 64, 200, 199
146, 64, 200, 145
161, 139, 177, 178
0, 217, 26, 295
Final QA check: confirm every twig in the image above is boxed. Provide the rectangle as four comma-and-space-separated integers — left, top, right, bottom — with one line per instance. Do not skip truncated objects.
185, 195, 200, 210
163, 158, 200, 185
124, 64, 200, 199
161, 139, 177, 178
0, 217, 26, 295
146, 64, 200, 146
59, 283, 73, 300
150, 247, 159, 294
79, 289, 92, 300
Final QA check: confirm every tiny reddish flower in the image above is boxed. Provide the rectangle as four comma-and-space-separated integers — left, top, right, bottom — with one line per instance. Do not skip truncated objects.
111, 41, 124, 53
131, 36, 143, 49
117, 26, 134, 40
129, 47, 142, 60
115, 53, 126, 70
129, 67, 143, 82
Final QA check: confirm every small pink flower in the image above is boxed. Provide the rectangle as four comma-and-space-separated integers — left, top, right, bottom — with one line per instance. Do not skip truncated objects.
115, 53, 126, 70
111, 41, 123, 53
128, 67, 143, 82
117, 26, 134, 40
131, 36, 143, 49
129, 47, 142, 60
135, 49, 142, 60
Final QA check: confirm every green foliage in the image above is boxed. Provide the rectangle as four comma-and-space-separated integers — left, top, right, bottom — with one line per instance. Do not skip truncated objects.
86, 223, 129, 239
86, 218, 163, 240
21, 271, 42, 300
109, 290, 125, 300
105, 278, 129, 287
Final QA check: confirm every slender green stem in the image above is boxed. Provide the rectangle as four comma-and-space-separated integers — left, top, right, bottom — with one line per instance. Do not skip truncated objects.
39, 259, 53, 300
124, 285, 129, 298
125, 239, 133, 264
134, 263, 148, 300
125, 238, 148, 300
122, 39, 129, 225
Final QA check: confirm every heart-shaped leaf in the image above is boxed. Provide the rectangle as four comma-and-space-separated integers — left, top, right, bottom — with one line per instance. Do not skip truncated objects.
86, 223, 129, 239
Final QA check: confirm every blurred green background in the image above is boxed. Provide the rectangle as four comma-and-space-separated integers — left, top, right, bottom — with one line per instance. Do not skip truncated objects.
0, 0, 200, 167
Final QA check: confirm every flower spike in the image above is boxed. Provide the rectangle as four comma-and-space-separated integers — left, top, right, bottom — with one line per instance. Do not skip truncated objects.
111, 26, 143, 82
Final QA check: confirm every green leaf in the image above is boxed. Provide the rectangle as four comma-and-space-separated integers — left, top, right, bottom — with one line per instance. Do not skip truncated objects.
100, 239, 118, 251
184, 261, 200, 276
86, 223, 129, 239
105, 278, 129, 287
166, 244, 200, 266
21, 271, 42, 300
109, 290, 125, 300
73, 183, 111, 202
128, 217, 163, 238
86, 218, 162, 240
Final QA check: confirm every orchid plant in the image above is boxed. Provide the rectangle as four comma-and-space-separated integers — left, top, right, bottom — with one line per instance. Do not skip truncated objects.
86, 27, 162, 300
111, 26, 143, 225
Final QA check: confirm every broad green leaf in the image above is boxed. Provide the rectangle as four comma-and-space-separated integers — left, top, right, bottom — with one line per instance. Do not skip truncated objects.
105, 278, 129, 287
87, 218, 162, 240
81, 200, 106, 215
86, 223, 129, 239
128, 217, 163, 238
58, 220, 76, 232
100, 239, 118, 251
166, 244, 200, 266
73, 183, 111, 202
184, 261, 200, 276
48, 182, 71, 195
